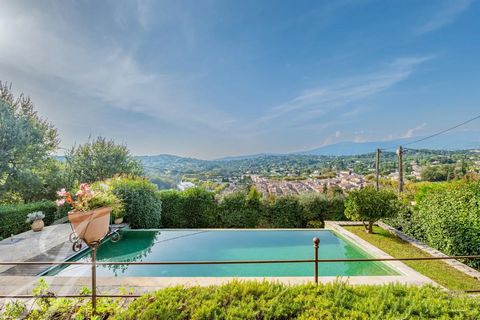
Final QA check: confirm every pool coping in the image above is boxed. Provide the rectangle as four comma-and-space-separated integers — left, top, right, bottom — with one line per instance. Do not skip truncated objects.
325, 221, 437, 286
0, 227, 437, 296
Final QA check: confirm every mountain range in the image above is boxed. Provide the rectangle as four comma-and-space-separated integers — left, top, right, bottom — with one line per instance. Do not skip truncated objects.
215, 130, 480, 160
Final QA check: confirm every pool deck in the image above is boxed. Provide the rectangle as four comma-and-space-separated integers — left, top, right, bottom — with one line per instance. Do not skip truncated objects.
0, 225, 438, 298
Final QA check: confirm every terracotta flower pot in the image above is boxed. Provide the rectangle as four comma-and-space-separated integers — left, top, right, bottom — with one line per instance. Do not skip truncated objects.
68, 207, 111, 245
31, 219, 44, 232
114, 217, 124, 224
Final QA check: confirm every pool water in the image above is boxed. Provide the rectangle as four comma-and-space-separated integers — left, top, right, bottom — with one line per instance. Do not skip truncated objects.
47, 230, 399, 277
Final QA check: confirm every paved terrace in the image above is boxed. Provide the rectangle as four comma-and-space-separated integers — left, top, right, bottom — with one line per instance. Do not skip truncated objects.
0, 224, 77, 275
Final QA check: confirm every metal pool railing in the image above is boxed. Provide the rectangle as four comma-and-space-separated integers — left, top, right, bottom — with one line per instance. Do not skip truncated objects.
1, 237, 480, 315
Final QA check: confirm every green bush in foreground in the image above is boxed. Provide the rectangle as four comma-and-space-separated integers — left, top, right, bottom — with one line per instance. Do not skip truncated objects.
0, 201, 56, 239
3, 281, 479, 320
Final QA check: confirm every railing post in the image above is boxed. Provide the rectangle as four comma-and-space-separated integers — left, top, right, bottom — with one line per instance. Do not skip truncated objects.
91, 244, 98, 316
313, 237, 320, 285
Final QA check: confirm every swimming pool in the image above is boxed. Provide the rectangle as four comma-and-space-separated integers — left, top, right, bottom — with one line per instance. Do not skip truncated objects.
46, 230, 399, 277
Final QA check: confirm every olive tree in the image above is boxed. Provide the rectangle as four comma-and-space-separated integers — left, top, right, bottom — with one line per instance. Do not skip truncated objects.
0, 82, 61, 202
344, 186, 399, 233
65, 137, 144, 184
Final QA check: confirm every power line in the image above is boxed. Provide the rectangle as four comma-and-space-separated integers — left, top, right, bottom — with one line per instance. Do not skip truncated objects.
403, 114, 480, 147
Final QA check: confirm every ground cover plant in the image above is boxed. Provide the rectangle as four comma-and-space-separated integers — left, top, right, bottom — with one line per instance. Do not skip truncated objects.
344, 225, 480, 291
2, 281, 480, 319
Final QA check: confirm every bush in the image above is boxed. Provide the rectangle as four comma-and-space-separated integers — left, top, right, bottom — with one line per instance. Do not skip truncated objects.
265, 196, 303, 228
113, 281, 480, 320
216, 191, 261, 228
0, 201, 56, 239
158, 187, 216, 228
110, 176, 162, 229
299, 193, 345, 228
4, 281, 480, 319
157, 189, 182, 228
415, 181, 480, 268
345, 187, 400, 233
178, 187, 216, 228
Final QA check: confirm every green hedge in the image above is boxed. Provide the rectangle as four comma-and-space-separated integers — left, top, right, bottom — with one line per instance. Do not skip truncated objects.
415, 181, 480, 268
387, 181, 480, 269
110, 177, 162, 229
158, 188, 345, 229
158, 187, 216, 228
0, 201, 57, 239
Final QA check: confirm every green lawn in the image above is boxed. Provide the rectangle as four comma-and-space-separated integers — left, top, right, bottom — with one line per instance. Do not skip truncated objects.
344, 225, 480, 291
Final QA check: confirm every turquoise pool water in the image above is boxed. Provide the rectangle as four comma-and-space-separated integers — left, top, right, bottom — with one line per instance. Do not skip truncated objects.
46, 230, 399, 277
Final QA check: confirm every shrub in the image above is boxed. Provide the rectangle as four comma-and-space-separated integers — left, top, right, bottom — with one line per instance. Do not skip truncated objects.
344, 187, 400, 233
217, 191, 261, 228
299, 193, 345, 228
415, 181, 480, 268
4, 281, 480, 319
158, 188, 216, 228
0, 201, 56, 239
113, 281, 480, 320
265, 196, 303, 228
110, 176, 162, 229
178, 187, 216, 228
157, 189, 182, 228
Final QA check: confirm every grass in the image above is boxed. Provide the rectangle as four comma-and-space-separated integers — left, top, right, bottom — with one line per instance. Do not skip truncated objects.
344, 225, 480, 291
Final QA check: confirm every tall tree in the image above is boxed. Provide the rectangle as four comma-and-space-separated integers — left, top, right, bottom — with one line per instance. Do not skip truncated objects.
0, 82, 60, 202
65, 136, 144, 184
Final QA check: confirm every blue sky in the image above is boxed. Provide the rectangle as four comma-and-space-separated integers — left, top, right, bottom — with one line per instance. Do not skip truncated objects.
1, 0, 479, 159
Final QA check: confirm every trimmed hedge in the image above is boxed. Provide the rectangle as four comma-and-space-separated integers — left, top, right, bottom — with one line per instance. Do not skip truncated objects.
110, 177, 162, 229
158, 187, 216, 228
0, 201, 57, 239
159, 189, 345, 229
415, 181, 480, 268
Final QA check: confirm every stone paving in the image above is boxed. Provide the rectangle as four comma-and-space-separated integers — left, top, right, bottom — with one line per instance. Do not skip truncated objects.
0, 224, 77, 274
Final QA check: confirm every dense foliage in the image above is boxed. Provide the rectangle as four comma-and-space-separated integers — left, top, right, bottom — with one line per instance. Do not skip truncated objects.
385, 180, 480, 269
65, 137, 144, 185
110, 176, 162, 229
216, 188, 261, 228
415, 181, 480, 268
0, 201, 56, 239
159, 188, 344, 229
158, 187, 216, 228
3, 281, 480, 319
0, 82, 62, 203
345, 187, 400, 233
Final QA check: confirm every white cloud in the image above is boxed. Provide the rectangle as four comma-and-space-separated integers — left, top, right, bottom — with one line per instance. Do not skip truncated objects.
402, 123, 427, 138
414, 0, 473, 34
0, 1, 233, 134
256, 56, 432, 126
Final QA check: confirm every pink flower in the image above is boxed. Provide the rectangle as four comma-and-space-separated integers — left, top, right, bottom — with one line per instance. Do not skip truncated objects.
76, 190, 83, 197
80, 183, 90, 192
56, 199, 65, 206
56, 188, 67, 197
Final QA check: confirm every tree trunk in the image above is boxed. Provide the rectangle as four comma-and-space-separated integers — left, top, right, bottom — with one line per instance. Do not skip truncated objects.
367, 221, 374, 234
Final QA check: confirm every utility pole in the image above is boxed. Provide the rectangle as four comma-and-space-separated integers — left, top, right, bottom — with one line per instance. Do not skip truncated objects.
375, 149, 381, 190
397, 146, 404, 193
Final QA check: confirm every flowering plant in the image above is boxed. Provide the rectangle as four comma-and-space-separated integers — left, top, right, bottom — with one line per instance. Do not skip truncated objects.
56, 183, 124, 216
